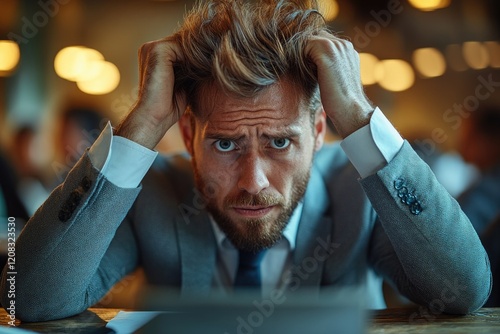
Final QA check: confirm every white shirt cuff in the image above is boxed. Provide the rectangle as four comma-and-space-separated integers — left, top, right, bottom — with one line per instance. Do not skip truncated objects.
88, 122, 158, 188
340, 107, 404, 178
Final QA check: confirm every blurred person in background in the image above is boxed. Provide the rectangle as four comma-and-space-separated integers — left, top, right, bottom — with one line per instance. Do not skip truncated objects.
0, 150, 29, 222
8, 126, 51, 216
0, 149, 30, 267
49, 105, 106, 188
457, 105, 500, 235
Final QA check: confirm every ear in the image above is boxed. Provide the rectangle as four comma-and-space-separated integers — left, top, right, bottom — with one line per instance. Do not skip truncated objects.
179, 113, 195, 156
314, 108, 327, 152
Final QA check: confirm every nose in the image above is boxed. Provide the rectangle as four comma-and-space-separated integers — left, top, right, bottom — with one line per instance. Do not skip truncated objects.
237, 154, 270, 195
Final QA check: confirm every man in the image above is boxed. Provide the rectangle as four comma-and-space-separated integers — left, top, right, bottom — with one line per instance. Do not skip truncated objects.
1, 0, 491, 322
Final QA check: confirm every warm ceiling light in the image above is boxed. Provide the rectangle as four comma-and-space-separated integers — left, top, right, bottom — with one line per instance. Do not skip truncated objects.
0, 40, 21, 74
54, 46, 104, 82
412, 47, 446, 78
374, 59, 415, 92
359, 53, 379, 85
318, 0, 339, 21
408, 0, 451, 11
484, 41, 500, 68
462, 41, 489, 70
76, 61, 120, 95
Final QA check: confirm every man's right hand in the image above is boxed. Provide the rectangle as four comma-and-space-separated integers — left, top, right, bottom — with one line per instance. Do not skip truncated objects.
116, 36, 186, 150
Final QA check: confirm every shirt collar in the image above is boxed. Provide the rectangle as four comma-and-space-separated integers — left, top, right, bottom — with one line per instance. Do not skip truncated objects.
210, 202, 303, 251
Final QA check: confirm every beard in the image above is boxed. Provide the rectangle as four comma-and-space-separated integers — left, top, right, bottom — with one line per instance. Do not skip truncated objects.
192, 158, 311, 252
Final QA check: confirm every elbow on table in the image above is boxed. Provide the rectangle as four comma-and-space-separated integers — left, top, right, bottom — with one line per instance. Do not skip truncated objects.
441, 271, 492, 315
2, 297, 86, 323
0, 286, 88, 322
5, 301, 87, 323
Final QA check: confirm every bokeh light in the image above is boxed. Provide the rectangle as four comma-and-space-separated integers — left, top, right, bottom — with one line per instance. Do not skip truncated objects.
408, 0, 451, 11
462, 41, 489, 70
0, 40, 21, 74
374, 59, 415, 92
412, 47, 446, 78
359, 53, 379, 85
318, 0, 339, 21
484, 41, 500, 68
76, 61, 120, 95
54, 46, 104, 82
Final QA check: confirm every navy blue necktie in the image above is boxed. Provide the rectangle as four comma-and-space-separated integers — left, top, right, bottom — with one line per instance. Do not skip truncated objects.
234, 249, 268, 288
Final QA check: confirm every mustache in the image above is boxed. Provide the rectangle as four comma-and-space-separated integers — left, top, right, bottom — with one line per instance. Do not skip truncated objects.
225, 192, 284, 207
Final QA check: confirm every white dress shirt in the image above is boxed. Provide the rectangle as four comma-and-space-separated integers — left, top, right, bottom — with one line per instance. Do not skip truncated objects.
87, 107, 404, 292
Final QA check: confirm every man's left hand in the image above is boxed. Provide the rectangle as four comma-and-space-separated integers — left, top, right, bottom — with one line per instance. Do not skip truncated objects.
305, 31, 373, 138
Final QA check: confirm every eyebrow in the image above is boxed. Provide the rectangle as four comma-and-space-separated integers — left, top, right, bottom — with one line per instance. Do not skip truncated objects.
204, 127, 302, 141
204, 132, 246, 141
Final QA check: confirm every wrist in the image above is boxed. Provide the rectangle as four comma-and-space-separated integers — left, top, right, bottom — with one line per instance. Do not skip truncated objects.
331, 101, 374, 138
116, 107, 173, 150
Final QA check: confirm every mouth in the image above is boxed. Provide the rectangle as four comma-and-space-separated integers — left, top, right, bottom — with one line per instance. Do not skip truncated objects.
231, 205, 276, 218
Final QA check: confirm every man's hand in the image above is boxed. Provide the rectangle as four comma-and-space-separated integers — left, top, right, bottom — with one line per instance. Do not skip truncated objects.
116, 36, 186, 150
305, 31, 373, 138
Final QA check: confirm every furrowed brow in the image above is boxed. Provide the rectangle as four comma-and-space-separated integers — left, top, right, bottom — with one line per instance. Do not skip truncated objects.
204, 131, 245, 142
262, 128, 302, 139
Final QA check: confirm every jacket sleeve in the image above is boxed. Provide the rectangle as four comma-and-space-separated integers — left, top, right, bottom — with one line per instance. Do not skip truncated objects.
364, 141, 492, 314
0, 152, 141, 322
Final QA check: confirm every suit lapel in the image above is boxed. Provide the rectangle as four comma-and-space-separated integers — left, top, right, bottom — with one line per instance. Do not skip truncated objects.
176, 208, 217, 296
292, 166, 332, 290
168, 155, 217, 296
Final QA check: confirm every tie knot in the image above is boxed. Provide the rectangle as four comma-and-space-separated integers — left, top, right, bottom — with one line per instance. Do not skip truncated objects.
238, 249, 267, 268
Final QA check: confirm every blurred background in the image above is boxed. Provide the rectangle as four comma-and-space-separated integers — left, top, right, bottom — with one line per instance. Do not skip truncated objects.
1, 0, 499, 218
1, 0, 500, 308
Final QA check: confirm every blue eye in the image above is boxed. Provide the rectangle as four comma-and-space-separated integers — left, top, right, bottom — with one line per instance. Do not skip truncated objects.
270, 138, 290, 149
214, 140, 236, 152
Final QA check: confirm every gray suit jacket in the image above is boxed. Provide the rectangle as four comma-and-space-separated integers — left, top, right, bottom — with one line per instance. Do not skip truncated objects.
1, 141, 492, 322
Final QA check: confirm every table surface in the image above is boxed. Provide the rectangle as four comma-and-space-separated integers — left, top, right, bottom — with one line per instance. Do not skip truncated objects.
1, 307, 500, 333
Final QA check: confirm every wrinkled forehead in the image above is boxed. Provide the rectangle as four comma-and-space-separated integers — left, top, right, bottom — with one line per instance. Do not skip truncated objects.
189, 78, 309, 123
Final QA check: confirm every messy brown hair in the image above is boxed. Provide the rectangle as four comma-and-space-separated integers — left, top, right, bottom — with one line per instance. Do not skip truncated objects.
173, 0, 327, 116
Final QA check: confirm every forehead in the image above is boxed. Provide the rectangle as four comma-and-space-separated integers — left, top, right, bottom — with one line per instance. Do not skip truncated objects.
193, 79, 309, 128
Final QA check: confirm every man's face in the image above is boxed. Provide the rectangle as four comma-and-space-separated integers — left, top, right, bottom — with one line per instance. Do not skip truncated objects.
180, 79, 325, 251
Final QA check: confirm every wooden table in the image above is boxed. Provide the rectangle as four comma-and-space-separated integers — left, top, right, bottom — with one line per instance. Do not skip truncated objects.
1, 307, 500, 333
369, 307, 500, 333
